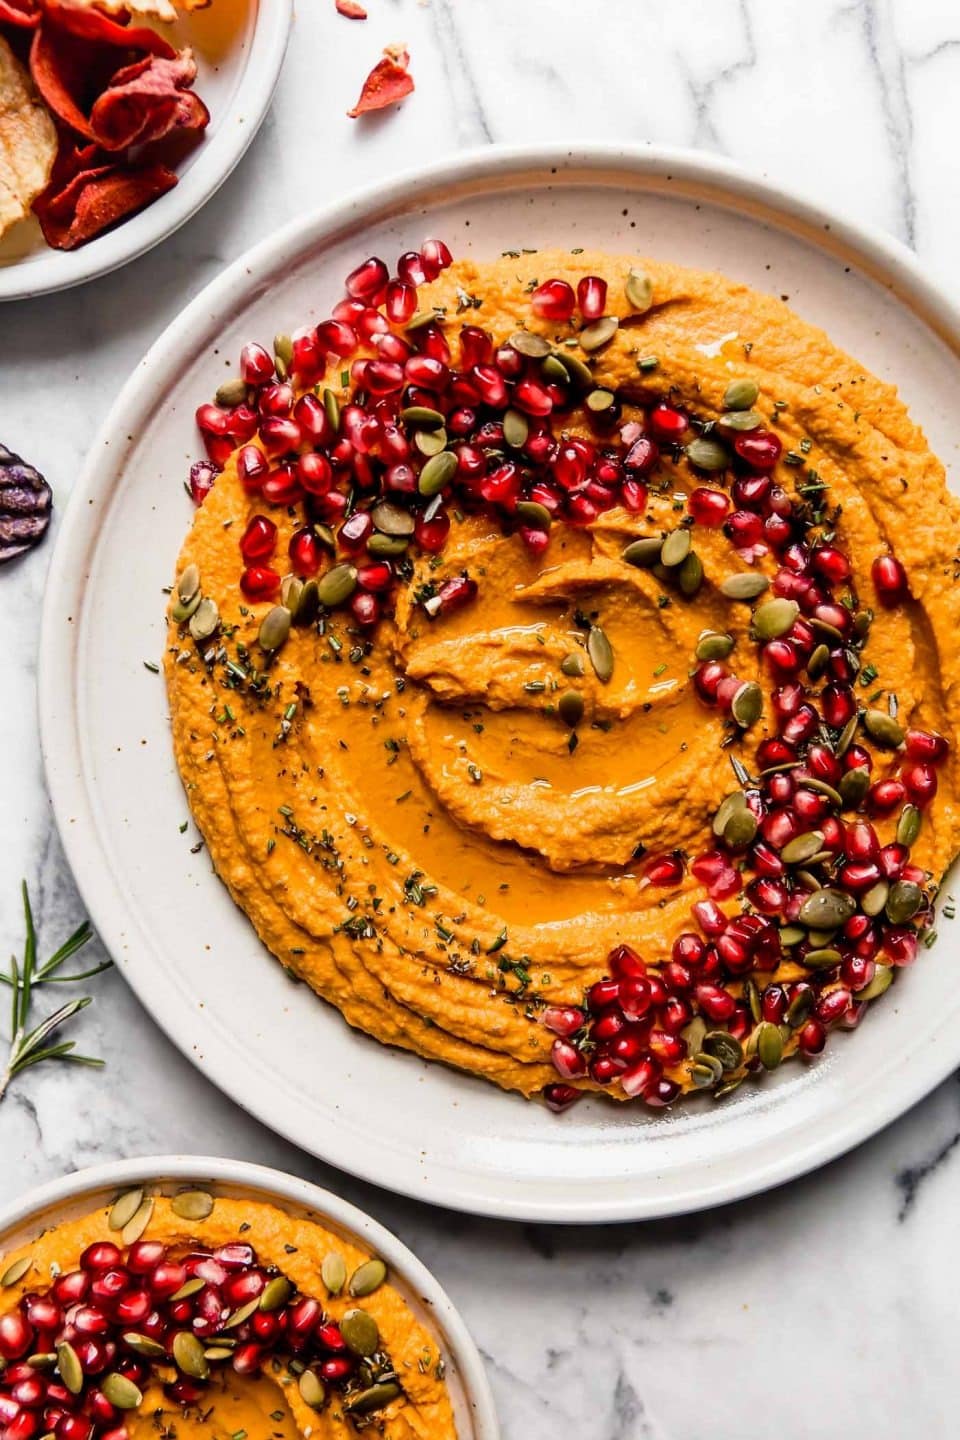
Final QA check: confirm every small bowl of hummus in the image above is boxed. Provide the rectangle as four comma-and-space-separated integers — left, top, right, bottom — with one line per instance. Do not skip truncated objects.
0, 1157, 497, 1440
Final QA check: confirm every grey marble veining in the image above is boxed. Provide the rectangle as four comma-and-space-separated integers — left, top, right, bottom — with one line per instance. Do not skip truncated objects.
2, 1, 960, 1435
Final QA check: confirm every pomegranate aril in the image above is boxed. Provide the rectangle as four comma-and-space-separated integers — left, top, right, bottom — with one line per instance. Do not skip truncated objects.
531, 278, 575, 320
345, 255, 388, 301
239, 514, 277, 563
902, 762, 937, 806
237, 445, 269, 494
316, 319, 358, 357
420, 237, 453, 277
350, 591, 380, 628
872, 553, 909, 606
0, 1313, 33, 1360
257, 381, 294, 417
240, 566, 280, 602
688, 487, 730, 526
576, 275, 607, 320
645, 853, 684, 886
289, 527, 323, 577
733, 429, 781, 471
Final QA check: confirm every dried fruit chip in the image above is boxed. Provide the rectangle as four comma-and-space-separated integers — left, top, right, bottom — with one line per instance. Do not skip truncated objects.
0, 443, 52, 563
336, 0, 367, 16
90, 52, 209, 151
33, 142, 178, 249
0, 0, 40, 28
347, 43, 414, 118
0, 36, 57, 238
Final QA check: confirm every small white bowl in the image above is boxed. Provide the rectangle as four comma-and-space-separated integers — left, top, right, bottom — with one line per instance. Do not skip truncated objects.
0, 1156, 498, 1440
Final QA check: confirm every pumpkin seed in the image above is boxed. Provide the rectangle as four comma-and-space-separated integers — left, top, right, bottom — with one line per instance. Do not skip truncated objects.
681, 1016, 707, 1054
28, 1354, 56, 1371
560, 651, 585, 678
258, 605, 291, 652
215, 378, 247, 409
863, 709, 904, 749
625, 268, 653, 312
122, 1333, 166, 1359
101, 1374, 142, 1410
859, 965, 894, 1002
418, 451, 457, 497
274, 333, 293, 367
722, 378, 759, 411
540, 355, 571, 385
281, 575, 303, 615
0, 1256, 31, 1287
886, 879, 922, 924
897, 804, 922, 847
836, 713, 860, 758
406, 308, 442, 332
731, 680, 762, 728
298, 1369, 327, 1411
177, 563, 201, 605
189, 598, 220, 643
317, 563, 358, 608
321, 1252, 347, 1297
415, 427, 448, 457
169, 1278, 205, 1302
753, 598, 799, 641
806, 927, 837, 948
779, 925, 805, 947
721, 572, 769, 601
712, 791, 746, 837
744, 979, 762, 1024
586, 626, 614, 684
803, 947, 842, 970
784, 988, 814, 1028
108, 1189, 144, 1233
341, 1309, 380, 1357
853, 609, 873, 640
121, 1196, 154, 1246
509, 330, 551, 358
839, 766, 870, 807
173, 1331, 209, 1380
367, 533, 409, 558
756, 1021, 783, 1070
806, 642, 831, 680
862, 881, 890, 917
586, 388, 616, 413
805, 777, 843, 809
515, 500, 552, 532
349, 1258, 387, 1298
781, 830, 825, 866
259, 1276, 293, 1312
558, 690, 584, 729
678, 550, 704, 597
724, 807, 758, 848
345, 1381, 401, 1415
717, 409, 762, 432
372, 501, 416, 536
702, 1030, 743, 1072
171, 1189, 214, 1222
203, 1346, 234, 1362
579, 316, 619, 352
684, 437, 729, 472
714, 1075, 745, 1100
399, 405, 445, 429
322, 388, 340, 432
690, 1061, 720, 1089
622, 537, 663, 569
660, 528, 691, 568
293, 579, 319, 627
551, 351, 593, 389
224, 1297, 261, 1330
810, 618, 845, 647
798, 888, 856, 930
503, 410, 529, 449
696, 631, 735, 662
57, 1342, 83, 1395
171, 592, 202, 624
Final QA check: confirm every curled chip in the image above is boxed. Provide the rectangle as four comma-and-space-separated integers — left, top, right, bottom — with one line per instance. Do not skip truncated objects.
0, 443, 52, 563
0, 35, 57, 238
56, 0, 210, 21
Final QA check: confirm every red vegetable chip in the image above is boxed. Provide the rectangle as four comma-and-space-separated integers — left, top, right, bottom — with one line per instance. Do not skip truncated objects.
0, 0, 40, 29
347, 43, 413, 118
36, 0, 175, 53
335, 0, 367, 17
33, 149, 177, 249
90, 51, 208, 151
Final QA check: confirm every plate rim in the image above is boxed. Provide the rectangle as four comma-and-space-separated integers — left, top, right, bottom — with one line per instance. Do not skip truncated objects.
38, 141, 960, 1222
0, 0, 293, 303
0, 1154, 499, 1439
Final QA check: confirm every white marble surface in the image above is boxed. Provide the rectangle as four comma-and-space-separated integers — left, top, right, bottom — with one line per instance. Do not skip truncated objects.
2, 1, 960, 1435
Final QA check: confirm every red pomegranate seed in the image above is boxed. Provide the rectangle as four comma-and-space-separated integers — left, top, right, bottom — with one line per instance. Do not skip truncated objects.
0, 1314, 33, 1360
385, 279, 417, 324
543, 1083, 582, 1113
648, 405, 687, 443
648, 1029, 685, 1064
902, 762, 938, 806
905, 728, 948, 763
8, 1415, 39, 1440
587, 978, 620, 1012
692, 899, 726, 936
645, 853, 684, 886
621, 1058, 660, 1099
289, 527, 323, 577
257, 381, 294, 417
345, 255, 389, 301
236, 445, 269, 495
818, 988, 852, 1025
472, 364, 508, 408
838, 860, 882, 892
289, 328, 324, 383
688, 487, 730, 526
239, 514, 277, 564
871, 554, 909, 606
619, 978, 652, 1020
694, 983, 736, 1022
845, 821, 879, 861
188, 460, 218, 506
811, 545, 850, 584
239, 342, 274, 385
593, 1010, 624, 1043
259, 416, 302, 456
294, 453, 331, 498
868, 779, 906, 815
239, 566, 280, 602
415, 512, 451, 554
405, 354, 450, 391
885, 929, 918, 966
89, 1270, 129, 1303
231, 1343, 263, 1377
606, 1032, 645, 1065
551, 1038, 586, 1079
733, 429, 781, 471
456, 325, 491, 369
195, 403, 232, 437
350, 591, 380, 627
316, 319, 358, 357
397, 250, 427, 286
797, 1019, 826, 1055
692, 851, 741, 898
531, 278, 575, 321
576, 275, 607, 320
879, 843, 908, 880
420, 237, 453, 277
261, 465, 302, 506
356, 562, 392, 594
414, 323, 451, 365
644, 1077, 681, 1108
513, 379, 554, 417
363, 360, 404, 395
543, 1006, 585, 1037
80, 1244, 121, 1274
672, 933, 706, 968
338, 511, 374, 554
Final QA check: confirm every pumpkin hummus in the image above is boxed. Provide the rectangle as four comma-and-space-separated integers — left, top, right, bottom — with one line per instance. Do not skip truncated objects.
0, 1190, 454, 1437
166, 244, 960, 1111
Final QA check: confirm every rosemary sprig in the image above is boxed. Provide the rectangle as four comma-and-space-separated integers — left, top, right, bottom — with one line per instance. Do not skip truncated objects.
0, 882, 111, 1103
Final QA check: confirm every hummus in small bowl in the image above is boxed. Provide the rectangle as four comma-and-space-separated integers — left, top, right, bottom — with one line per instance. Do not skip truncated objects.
166, 242, 960, 1113
0, 1159, 489, 1440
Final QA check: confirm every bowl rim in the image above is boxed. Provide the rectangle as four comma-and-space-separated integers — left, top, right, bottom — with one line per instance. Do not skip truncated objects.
0, 1154, 500, 1438
0, 0, 293, 302
38, 140, 960, 1221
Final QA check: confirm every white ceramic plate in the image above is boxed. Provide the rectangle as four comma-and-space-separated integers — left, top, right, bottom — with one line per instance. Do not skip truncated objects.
0, 1156, 497, 1440
0, 0, 291, 301
39, 144, 960, 1222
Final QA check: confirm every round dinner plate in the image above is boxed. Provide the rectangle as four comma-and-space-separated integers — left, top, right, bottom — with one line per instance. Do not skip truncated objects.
0, 1156, 498, 1440
0, 0, 291, 301
39, 144, 960, 1222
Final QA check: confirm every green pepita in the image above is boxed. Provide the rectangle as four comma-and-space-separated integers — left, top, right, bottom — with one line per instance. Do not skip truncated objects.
885, 879, 923, 924
108, 1189, 144, 1233
684, 437, 729, 472
215, 378, 247, 409
281, 574, 303, 615
121, 1196, 154, 1246
317, 563, 358, 608
681, 1015, 707, 1054
299, 1369, 327, 1411
169, 1278, 205, 1302
702, 1030, 743, 1072
122, 1333, 166, 1359
509, 330, 551, 358
557, 690, 584, 729
345, 1382, 402, 1416
258, 605, 291, 652
798, 888, 856, 930
406, 308, 442, 332
863, 709, 905, 749
170, 1189, 214, 1222
560, 651, 585, 678
862, 881, 890, 917
722, 378, 759, 411
690, 1061, 720, 1089
177, 563, 201, 605
731, 680, 763, 728
678, 549, 704, 597
784, 988, 814, 1028
274, 333, 293, 367
171, 592, 201, 624
503, 410, 529, 449
340, 1309, 380, 1357
57, 1343, 83, 1395
586, 388, 616, 413
724, 807, 758, 848
0, 1256, 31, 1288
321, 1252, 347, 1297
515, 500, 552, 532
836, 713, 860, 759
780, 831, 825, 866
696, 631, 735, 662
807, 643, 831, 680
224, 1298, 261, 1330
779, 925, 806, 947
551, 351, 594, 390
625, 269, 653, 312
712, 791, 746, 837
622, 537, 663, 569
853, 609, 873, 640
372, 501, 416, 537
101, 1374, 142, 1410
259, 1276, 293, 1312
859, 965, 894, 1002
399, 406, 445, 429
173, 1331, 209, 1380
414, 427, 448, 457
804, 777, 844, 809
579, 316, 619, 352
586, 626, 614, 684
753, 598, 799, 641
349, 1258, 387, 1299
418, 451, 457, 497
540, 354, 571, 385
293, 579, 320, 627
720, 572, 770, 601
189, 597, 220, 643
322, 388, 340, 432
756, 1021, 783, 1070
803, 947, 842, 970
660, 528, 691, 568
367, 532, 410, 558
693, 1052, 725, 1084
717, 409, 763, 432
897, 804, 922, 847
839, 766, 870, 807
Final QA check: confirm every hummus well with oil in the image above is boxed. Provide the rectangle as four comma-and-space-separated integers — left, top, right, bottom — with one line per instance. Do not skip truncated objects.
166, 245, 960, 1111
